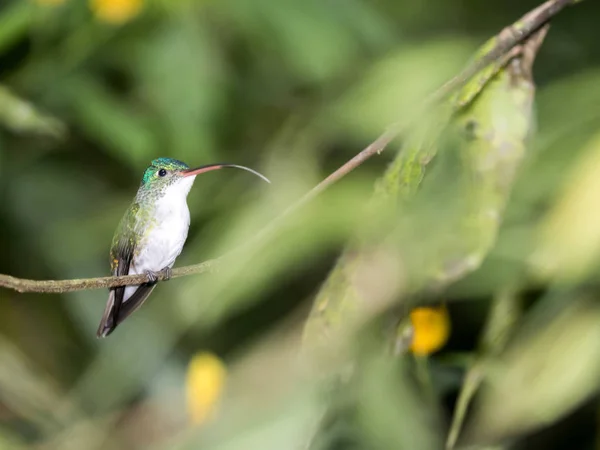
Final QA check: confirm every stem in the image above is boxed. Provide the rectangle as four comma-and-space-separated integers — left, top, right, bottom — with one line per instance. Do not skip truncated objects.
445, 287, 522, 449
414, 355, 436, 405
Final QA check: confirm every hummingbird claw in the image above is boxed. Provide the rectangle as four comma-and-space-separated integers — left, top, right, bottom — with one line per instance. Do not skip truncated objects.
145, 270, 159, 283
144, 268, 171, 283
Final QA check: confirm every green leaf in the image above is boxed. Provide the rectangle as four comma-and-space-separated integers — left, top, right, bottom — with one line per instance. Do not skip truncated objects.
0, 85, 66, 137
63, 75, 157, 167
134, 18, 223, 162
333, 38, 474, 139
0, 1, 31, 55
463, 296, 600, 446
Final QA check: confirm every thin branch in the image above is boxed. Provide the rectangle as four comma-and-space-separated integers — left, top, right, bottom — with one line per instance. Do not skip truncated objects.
0, 261, 218, 293
0, 0, 583, 295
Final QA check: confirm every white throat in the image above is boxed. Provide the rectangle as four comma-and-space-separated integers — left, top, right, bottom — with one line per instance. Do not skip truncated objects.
152, 175, 196, 222
165, 175, 196, 200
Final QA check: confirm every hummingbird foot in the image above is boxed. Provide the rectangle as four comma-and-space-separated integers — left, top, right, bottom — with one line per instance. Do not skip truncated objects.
162, 267, 172, 281
144, 268, 172, 283
145, 270, 159, 283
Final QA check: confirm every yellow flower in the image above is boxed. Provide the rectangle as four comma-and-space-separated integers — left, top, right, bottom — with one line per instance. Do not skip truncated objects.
89, 0, 143, 24
409, 305, 450, 356
186, 352, 227, 425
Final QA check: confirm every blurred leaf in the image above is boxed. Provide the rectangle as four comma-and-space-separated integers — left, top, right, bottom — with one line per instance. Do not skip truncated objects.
63, 75, 157, 166
463, 296, 600, 446
509, 68, 600, 215
533, 131, 600, 281
332, 38, 474, 138
0, 1, 31, 55
221, 0, 394, 83
135, 17, 223, 161
0, 336, 79, 433
175, 396, 318, 450
355, 350, 443, 450
537, 68, 600, 144
0, 430, 26, 450
0, 85, 66, 137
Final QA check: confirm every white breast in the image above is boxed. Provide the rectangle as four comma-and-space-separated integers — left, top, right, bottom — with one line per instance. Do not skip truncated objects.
124, 177, 195, 301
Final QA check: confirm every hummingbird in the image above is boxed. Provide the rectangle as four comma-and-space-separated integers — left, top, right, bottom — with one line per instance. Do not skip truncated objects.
97, 157, 270, 338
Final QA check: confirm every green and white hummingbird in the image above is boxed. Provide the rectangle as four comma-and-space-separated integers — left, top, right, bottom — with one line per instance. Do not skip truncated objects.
97, 157, 270, 338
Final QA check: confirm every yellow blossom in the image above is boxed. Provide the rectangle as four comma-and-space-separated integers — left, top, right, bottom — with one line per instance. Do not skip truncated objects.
90, 0, 143, 24
409, 305, 450, 356
185, 352, 227, 425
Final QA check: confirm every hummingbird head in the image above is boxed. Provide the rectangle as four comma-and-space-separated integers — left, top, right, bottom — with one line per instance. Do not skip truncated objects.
138, 157, 270, 199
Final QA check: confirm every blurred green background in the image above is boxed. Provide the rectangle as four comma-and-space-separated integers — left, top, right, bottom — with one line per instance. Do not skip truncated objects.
1, 0, 600, 449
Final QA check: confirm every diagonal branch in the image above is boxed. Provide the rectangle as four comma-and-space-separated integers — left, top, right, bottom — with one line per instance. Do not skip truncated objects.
0, 0, 583, 295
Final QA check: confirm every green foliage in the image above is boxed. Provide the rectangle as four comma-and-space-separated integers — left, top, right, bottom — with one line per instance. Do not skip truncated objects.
0, 1, 599, 450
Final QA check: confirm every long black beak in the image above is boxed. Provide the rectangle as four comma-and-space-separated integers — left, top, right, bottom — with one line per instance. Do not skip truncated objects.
181, 163, 270, 184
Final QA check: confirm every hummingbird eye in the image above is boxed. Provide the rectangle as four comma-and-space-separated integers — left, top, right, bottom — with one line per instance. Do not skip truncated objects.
158, 169, 167, 177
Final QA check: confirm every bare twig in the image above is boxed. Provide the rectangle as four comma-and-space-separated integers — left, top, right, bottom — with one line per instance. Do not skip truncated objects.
0, 0, 583, 295
0, 261, 217, 293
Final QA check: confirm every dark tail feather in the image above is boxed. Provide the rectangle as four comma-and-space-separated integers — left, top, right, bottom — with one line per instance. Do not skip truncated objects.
96, 283, 157, 338
97, 290, 117, 338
